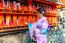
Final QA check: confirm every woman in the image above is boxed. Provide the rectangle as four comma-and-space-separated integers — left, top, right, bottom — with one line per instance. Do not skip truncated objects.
32, 7, 49, 43
28, 7, 49, 43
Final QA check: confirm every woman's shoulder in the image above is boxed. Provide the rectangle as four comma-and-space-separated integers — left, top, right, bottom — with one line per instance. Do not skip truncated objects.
37, 17, 46, 22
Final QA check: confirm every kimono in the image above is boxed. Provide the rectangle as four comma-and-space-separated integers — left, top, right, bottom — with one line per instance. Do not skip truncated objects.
28, 16, 49, 43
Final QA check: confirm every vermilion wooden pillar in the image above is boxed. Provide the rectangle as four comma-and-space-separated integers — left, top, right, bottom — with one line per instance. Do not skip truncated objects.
28, 16, 33, 23
32, 16, 36, 23
6, 14, 12, 27
12, 15, 17, 27
24, 16, 28, 26
17, 16, 23, 26
0, 14, 4, 29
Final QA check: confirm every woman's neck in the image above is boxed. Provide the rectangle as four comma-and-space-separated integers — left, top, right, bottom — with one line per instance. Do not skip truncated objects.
37, 13, 45, 18
40, 14, 45, 18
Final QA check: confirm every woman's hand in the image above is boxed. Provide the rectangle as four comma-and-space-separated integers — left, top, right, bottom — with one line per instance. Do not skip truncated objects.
24, 22, 28, 25
32, 37, 36, 41
33, 28, 40, 33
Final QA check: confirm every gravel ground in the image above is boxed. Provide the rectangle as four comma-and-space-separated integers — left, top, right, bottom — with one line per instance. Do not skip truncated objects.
0, 29, 65, 43
0, 33, 23, 43
0, 30, 33, 43
48, 28, 65, 43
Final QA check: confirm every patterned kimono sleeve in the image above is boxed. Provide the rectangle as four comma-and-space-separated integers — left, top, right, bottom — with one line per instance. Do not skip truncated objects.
37, 17, 49, 34
28, 23, 37, 39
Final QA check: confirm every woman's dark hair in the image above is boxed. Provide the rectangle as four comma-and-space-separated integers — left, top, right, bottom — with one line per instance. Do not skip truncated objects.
37, 7, 45, 14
